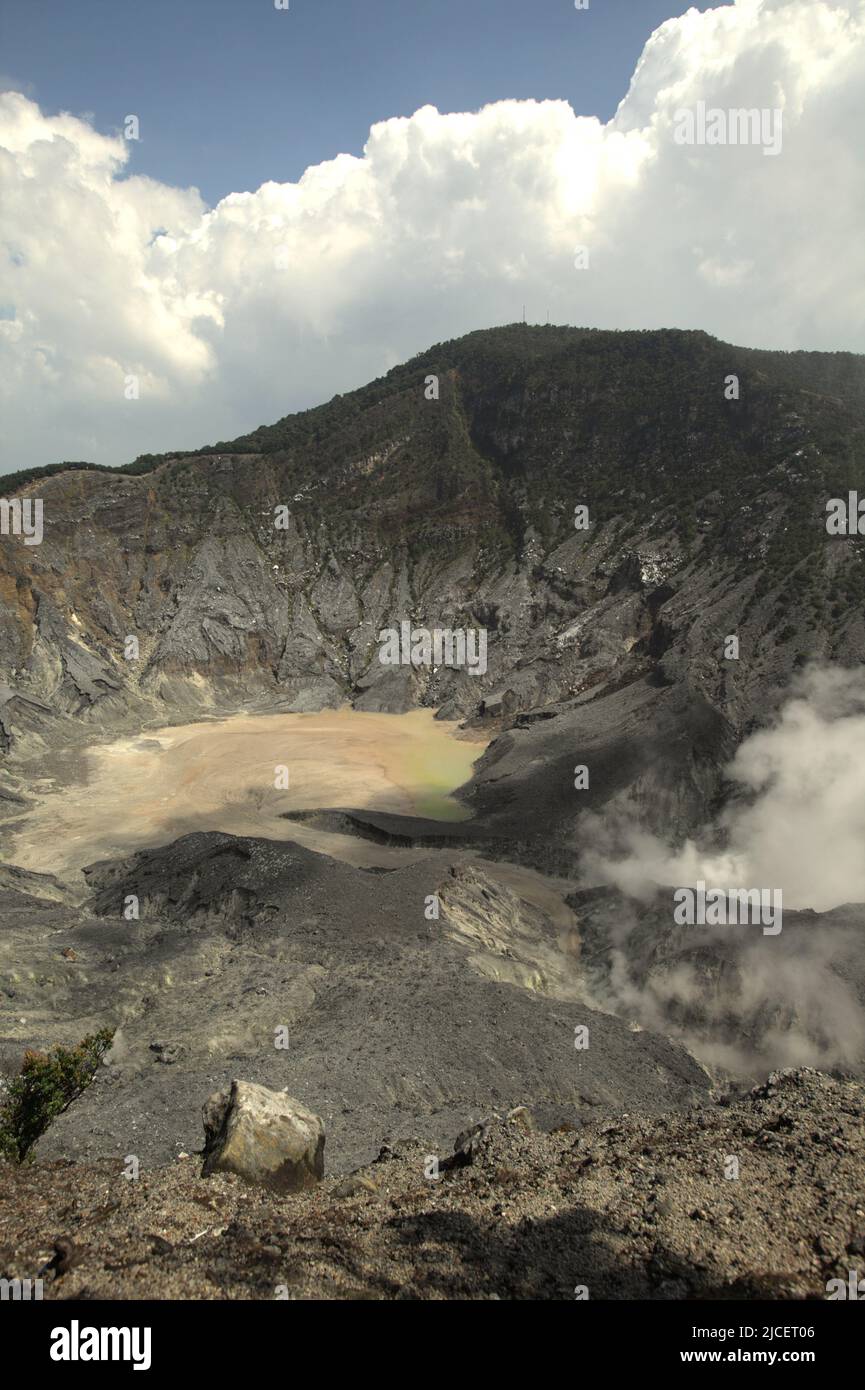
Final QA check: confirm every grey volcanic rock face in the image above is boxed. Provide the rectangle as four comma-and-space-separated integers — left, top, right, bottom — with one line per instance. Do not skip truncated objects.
1, 326, 864, 776
7, 834, 709, 1172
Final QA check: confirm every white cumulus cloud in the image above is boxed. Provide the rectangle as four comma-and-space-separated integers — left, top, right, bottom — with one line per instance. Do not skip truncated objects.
1, 0, 864, 470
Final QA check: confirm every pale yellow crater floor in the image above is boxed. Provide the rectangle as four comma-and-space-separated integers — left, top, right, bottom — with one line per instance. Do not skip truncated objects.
8, 708, 488, 877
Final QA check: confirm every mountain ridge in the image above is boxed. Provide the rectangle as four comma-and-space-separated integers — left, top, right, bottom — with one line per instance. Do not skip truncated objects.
2, 323, 864, 878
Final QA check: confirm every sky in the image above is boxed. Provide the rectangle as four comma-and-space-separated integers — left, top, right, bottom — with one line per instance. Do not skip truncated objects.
0, 0, 709, 208
1, 0, 863, 472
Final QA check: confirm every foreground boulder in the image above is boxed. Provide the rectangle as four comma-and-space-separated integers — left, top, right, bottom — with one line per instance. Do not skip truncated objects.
201, 1081, 325, 1192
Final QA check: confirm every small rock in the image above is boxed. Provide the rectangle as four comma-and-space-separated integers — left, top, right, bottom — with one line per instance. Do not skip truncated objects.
201, 1080, 325, 1193
39, 1237, 80, 1280
451, 1115, 500, 1166
506, 1105, 536, 1131
333, 1175, 378, 1200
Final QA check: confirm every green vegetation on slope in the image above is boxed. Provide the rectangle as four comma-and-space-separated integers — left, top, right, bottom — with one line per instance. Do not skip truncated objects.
0, 1029, 115, 1163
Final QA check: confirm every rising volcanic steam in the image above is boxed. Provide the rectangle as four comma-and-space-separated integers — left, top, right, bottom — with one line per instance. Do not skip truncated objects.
582, 665, 865, 913
577, 666, 865, 1073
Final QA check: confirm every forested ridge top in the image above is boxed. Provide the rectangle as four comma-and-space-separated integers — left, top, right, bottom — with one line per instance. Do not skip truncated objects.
5, 324, 865, 495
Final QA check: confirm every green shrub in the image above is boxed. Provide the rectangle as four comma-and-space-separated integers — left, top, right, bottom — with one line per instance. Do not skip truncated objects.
0, 1028, 114, 1163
